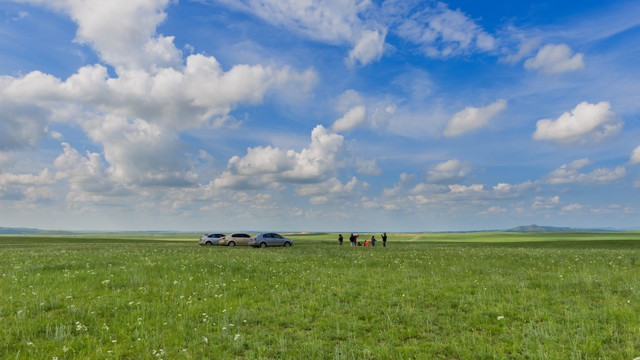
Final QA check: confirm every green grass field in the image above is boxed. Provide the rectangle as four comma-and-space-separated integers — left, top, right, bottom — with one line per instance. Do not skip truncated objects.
1, 232, 639, 359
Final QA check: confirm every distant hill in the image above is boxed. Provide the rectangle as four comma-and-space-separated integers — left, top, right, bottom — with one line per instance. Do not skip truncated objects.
0, 227, 73, 235
505, 224, 609, 233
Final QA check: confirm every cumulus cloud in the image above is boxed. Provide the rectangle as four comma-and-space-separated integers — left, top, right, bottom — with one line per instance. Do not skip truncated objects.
630, 145, 640, 165
394, 2, 495, 58
502, 36, 541, 64
479, 206, 507, 215
295, 177, 367, 202
0, 168, 55, 202
215, 0, 385, 65
532, 195, 560, 210
355, 158, 381, 176
0, 101, 49, 150
443, 99, 507, 137
545, 158, 626, 185
383, 172, 416, 197
532, 101, 622, 145
332, 105, 366, 132
0, 0, 317, 156
19, 0, 177, 71
215, 125, 344, 189
347, 29, 387, 66
427, 159, 471, 184
562, 203, 583, 212
83, 115, 197, 187
0, 169, 54, 188
2, 56, 316, 130
54, 142, 130, 196
524, 43, 585, 74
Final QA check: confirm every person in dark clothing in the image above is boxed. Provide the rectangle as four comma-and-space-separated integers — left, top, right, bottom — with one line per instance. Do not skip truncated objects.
382, 232, 387, 247
338, 234, 343, 246
349, 233, 355, 246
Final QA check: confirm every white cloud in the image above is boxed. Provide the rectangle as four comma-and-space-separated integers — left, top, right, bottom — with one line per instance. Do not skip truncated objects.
630, 145, 640, 165
532, 195, 559, 210
502, 36, 541, 64
479, 206, 507, 215
0, 55, 317, 149
20, 0, 177, 71
444, 99, 507, 137
296, 176, 366, 199
355, 158, 381, 176
335, 89, 365, 113
383, 172, 416, 197
532, 101, 621, 145
0, 103, 49, 150
347, 29, 387, 66
0, 152, 13, 168
215, 0, 385, 65
427, 159, 471, 184
524, 43, 585, 74
0, 168, 55, 202
310, 196, 327, 205
562, 203, 583, 212
546, 158, 626, 185
394, 2, 495, 58
0, 1, 317, 154
11, 10, 30, 21
332, 105, 366, 132
448, 184, 485, 194
83, 115, 196, 187
54, 142, 129, 197
215, 125, 344, 189
0, 169, 54, 188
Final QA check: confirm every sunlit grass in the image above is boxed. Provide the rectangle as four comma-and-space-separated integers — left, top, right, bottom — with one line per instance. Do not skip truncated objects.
1, 233, 639, 359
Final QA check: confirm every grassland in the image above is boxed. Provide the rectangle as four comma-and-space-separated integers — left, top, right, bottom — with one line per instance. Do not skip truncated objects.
1, 232, 639, 359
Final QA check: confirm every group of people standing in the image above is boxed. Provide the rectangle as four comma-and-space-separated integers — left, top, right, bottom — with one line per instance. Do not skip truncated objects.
338, 233, 387, 247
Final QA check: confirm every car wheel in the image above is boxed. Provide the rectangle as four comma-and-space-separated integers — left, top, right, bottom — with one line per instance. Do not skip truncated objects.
228, 241, 236, 246
260, 242, 267, 248
205, 241, 213, 246
284, 242, 291, 247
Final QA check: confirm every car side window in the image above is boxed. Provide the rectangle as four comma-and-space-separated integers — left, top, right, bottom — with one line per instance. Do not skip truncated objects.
274, 233, 282, 239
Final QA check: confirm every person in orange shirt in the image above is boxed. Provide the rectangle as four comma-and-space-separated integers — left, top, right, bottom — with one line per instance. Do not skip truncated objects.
364, 239, 370, 247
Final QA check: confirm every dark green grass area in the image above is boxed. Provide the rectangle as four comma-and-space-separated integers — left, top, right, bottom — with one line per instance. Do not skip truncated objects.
1, 233, 639, 359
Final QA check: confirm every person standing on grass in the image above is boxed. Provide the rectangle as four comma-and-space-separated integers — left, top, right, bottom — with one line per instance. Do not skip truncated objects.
349, 233, 355, 246
371, 235, 376, 246
338, 234, 343, 246
382, 232, 387, 247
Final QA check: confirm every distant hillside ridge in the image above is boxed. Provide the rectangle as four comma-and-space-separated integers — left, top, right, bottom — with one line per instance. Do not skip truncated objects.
0, 227, 73, 235
505, 224, 612, 232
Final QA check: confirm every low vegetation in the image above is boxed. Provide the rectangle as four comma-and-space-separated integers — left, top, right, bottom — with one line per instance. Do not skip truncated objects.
1, 232, 639, 359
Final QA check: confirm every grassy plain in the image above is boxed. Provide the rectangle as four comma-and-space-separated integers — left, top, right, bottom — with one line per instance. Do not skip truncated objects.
1, 232, 639, 359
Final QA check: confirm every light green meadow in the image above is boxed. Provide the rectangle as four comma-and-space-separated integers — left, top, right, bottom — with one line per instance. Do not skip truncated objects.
1, 232, 639, 359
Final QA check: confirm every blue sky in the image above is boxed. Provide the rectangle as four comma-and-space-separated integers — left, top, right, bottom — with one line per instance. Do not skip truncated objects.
1, 0, 639, 232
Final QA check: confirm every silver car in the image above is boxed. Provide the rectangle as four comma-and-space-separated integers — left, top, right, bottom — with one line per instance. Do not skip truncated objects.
249, 233, 293, 248
219, 233, 252, 246
199, 233, 225, 246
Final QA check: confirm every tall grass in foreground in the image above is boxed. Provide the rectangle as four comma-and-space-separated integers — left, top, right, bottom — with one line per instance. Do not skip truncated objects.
1, 235, 639, 359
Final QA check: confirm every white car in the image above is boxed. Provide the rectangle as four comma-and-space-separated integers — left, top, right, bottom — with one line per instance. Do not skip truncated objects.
249, 233, 293, 248
199, 233, 225, 246
219, 233, 252, 246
